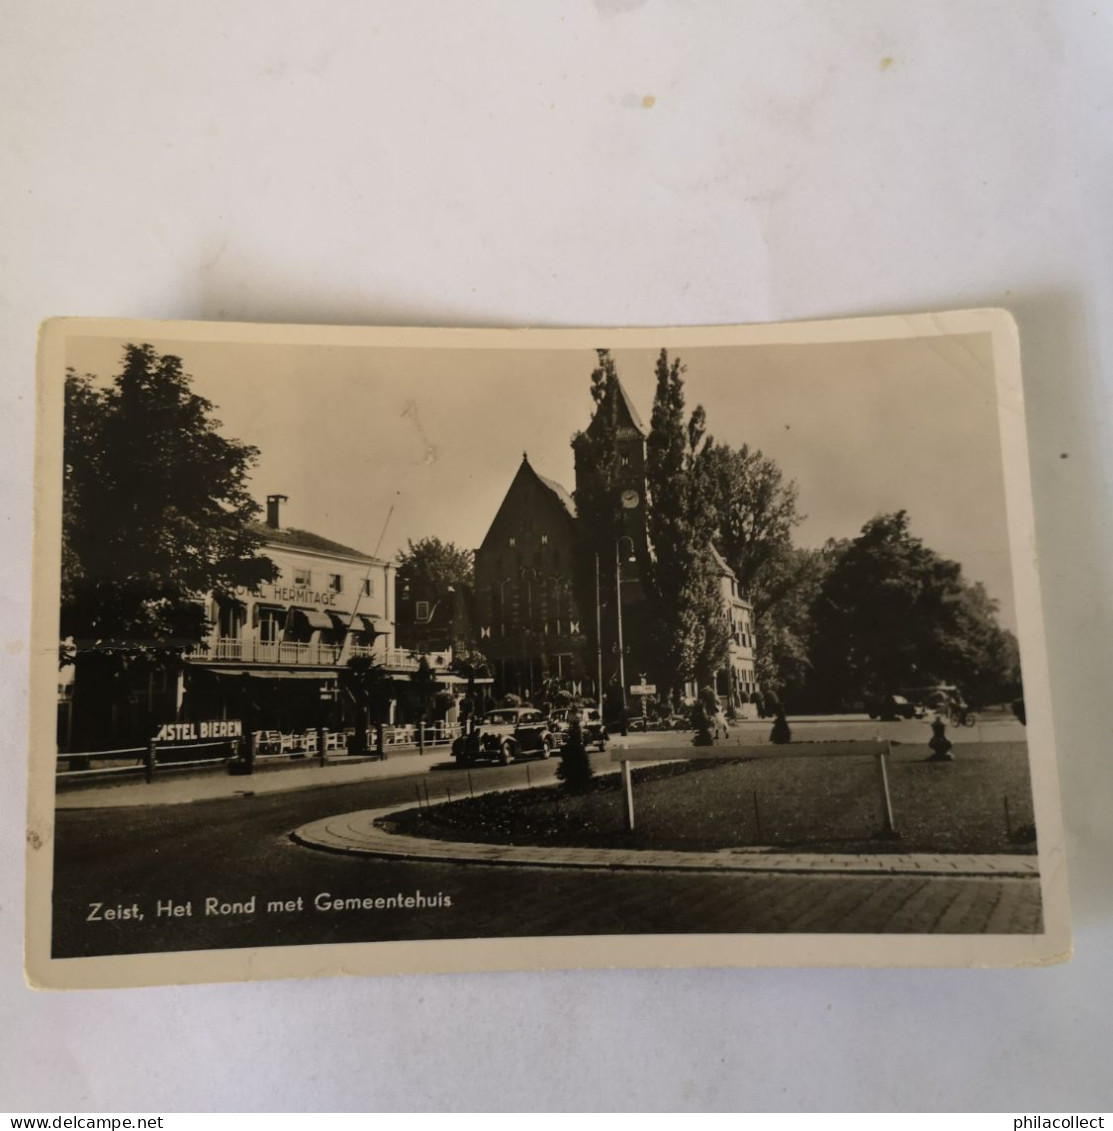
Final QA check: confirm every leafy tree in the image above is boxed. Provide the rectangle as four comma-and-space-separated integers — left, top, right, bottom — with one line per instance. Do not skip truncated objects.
62, 345, 276, 646
809, 511, 1019, 708
571, 350, 624, 552
395, 536, 474, 592
62, 344, 278, 747
701, 441, 803, 595
644, 350, 729, 699
750, 543, 837, 702
698, 439, 812, 701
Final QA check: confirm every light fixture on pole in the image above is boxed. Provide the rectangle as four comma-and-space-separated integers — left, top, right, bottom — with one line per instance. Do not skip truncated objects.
594, 552, 603, 706
615, 535, 636, 711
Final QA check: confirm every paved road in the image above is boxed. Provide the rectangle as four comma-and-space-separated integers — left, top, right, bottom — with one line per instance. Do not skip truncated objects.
51, 726, 1041, 958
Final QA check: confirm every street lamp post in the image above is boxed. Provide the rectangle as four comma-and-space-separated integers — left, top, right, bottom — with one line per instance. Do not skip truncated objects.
615, 536, 636, 712
594, 553, 603, 706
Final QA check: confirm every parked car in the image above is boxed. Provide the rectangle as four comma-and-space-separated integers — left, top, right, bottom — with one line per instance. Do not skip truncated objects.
452, 708, 553, 766
866, 694, 921, 721
548, 707, 608, 752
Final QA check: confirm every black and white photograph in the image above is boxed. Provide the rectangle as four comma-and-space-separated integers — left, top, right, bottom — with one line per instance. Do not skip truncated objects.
27, 312, 1067, 988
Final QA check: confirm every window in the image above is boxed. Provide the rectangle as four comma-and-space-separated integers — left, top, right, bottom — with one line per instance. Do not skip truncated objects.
415, 600, 431, 623
620, 453, 630, 468
259, 609, 282, 644
363, 577, 374, 597
509, 536, 516, 548
293, 566, 311, 586
328, 573, 343, 593
541, 533, 548, 545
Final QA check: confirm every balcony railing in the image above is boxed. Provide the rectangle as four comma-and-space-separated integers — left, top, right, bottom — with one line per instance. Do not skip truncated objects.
185, 638, 452, 672
381, 647, 453, 672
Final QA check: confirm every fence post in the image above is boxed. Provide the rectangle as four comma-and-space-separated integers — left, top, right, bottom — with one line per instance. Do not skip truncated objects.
144, 739, 157, 784
418, 720, 425, 756
317, 726, 327, 767
376, 721, 385, 761
245, 731, 257, 775
621, 758, 635, 831
876, 742, 897, 837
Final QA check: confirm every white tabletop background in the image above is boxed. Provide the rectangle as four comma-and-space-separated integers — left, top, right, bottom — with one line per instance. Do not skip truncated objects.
2, 0, 1111, 1113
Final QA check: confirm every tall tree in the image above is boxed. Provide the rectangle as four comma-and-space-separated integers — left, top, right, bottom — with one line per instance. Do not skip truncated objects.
394, 536, 474, 592
644, 350, 729, 699
749, 543, 835, 702
700, 441, 802, 594
62, 344, 278, 747
809, 511, 1019, 707
62, 344, 276, 647
699, 440, 805, 698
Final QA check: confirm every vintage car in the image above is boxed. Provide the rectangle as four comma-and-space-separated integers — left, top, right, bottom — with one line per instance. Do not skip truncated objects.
452, 707, 553, 765
866, 694, 923, 721
548, 707, 608, 752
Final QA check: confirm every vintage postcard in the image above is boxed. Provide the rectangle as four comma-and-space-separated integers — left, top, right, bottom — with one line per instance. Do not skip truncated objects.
26, 311, 1070, 989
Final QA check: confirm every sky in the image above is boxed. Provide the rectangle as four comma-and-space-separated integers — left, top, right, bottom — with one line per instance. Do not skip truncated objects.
65, 329, 1018, 630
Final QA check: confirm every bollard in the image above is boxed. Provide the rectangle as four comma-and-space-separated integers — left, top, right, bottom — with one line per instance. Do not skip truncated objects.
928, 716, 953, 761
621, 759, 635, 831
144, 739, 157, 784
876, 747, 898, 837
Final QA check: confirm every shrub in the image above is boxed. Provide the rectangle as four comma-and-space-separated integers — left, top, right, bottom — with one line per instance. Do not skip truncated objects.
556, 716, 595, 792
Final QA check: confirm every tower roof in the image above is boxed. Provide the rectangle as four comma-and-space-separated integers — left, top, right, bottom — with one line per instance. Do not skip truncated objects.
585, 374, 647, 441
477, 456, 577, 556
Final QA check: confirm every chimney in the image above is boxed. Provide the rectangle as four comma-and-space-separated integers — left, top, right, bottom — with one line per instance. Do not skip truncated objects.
266, 494, 288, 529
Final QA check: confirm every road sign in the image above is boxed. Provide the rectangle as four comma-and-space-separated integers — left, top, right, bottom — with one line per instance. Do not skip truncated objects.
629, 683, 656, 696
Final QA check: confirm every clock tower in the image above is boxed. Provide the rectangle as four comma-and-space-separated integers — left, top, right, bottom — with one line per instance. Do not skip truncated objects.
574, 371, 650, 561
573, 371, 654, 709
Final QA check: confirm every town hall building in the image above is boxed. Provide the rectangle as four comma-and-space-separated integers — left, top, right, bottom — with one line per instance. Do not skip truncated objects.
471, 372, 757, 712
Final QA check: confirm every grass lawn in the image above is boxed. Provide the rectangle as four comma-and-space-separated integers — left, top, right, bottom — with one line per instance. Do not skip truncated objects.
385, 740, 1038, 855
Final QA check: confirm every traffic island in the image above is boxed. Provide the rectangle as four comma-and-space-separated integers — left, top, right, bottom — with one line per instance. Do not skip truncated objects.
292, 738, 1038, 863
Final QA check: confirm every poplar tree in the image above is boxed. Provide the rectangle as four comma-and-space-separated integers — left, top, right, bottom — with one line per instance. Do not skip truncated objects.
644, 350, 729, 701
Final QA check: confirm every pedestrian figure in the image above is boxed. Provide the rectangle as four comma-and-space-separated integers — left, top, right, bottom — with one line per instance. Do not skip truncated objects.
713, 707, 730, 741
770, 708, 791, 745
928, 715, 954, 761
753, 690, 766, 719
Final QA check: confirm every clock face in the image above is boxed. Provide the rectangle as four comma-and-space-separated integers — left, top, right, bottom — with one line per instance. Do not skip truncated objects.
621, 489, 640, 509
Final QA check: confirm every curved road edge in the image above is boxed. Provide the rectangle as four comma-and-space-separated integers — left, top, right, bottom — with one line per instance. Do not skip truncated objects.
291, 803, 1040, 879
